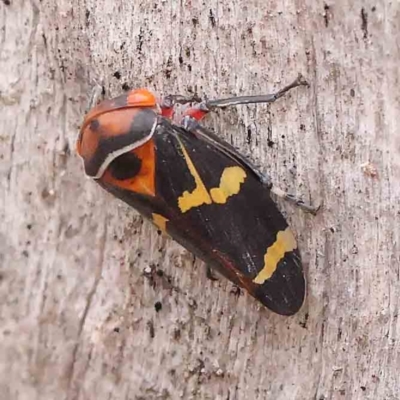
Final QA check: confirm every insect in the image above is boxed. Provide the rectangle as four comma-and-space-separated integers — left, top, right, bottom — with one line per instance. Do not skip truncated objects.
77, 74, 317, 315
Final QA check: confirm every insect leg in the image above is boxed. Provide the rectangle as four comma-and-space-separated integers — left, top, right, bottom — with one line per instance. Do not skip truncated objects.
270, 185, 320, 215
160, 94, 202, 119
206, 266, 219, 281
183, 118, 318, 215
206, 74, 308, 109
181, 73, 309, 122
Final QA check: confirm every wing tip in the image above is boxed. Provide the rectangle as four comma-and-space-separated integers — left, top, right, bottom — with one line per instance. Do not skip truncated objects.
253, 251, 306, 316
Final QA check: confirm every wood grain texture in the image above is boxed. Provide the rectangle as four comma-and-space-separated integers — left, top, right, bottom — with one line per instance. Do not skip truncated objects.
1, 1, 399, 399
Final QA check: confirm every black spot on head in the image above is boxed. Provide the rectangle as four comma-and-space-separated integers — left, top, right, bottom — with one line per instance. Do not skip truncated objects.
113, 71, 121, 79
90, 119, 100, 131
154, 301, 162, 312
108, 152, 142, 180
122, 82, 130, 91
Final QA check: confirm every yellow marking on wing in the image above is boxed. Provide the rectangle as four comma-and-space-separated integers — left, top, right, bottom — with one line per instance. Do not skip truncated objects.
152, 213, 169, 233
210, 167, 247, 204
253, 228, 298, 284
177, 140, 212, 213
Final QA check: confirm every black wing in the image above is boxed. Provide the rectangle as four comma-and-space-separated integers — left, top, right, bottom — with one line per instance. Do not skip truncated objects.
102, 119, 305, 315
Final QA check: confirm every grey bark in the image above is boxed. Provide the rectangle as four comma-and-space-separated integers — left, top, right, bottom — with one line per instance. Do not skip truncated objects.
1, 1, 399, 399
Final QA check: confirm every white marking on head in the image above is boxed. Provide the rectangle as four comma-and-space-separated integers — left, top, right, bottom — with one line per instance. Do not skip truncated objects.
91, 118, 157, 179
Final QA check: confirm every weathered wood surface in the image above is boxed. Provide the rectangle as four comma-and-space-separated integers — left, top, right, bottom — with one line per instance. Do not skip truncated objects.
1, 1, 399, 399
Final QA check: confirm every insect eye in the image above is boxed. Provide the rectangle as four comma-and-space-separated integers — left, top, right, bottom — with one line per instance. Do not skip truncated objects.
108, 152, 142, 180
